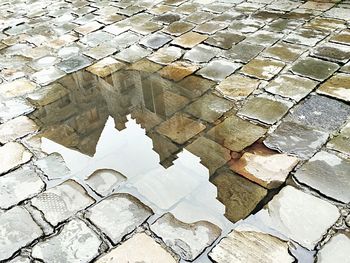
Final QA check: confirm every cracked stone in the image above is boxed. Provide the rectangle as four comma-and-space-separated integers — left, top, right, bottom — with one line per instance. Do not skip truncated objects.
0, 142, 32, 175
163, 21, 195, 36
226, 42, 265, 63
317, 73, 350, 102
183, 44, 219, 63
177, 75, 216, 99
0, 78, 37, 98
151, 213, 221, 261
0, 98, 34, 123
0, 166, 45, 209
57, 55, 93, 74
34, 153, 71, 180
148, 46, 183, 65
327, 121, 350, 155
317, 233, 350, 263
312, 42, 350, 64
0, 206, 43, 261
197, 59, 241, 82
284, 28, 328, 46
294, 151, 350, 203
172, 32, 208, 48
263, 42, 306, 62
86, 193, 153, 244
240, 57, 285, 80
207, 115, 266, 152
114, 45, 151, 63
31, 180, 95, 226
32, 219, 102, 263
159, 61, 199, 81
205, 31, 245, 50
86, 57, 125, 78
140, 33, 172, 49
209, 229, 295, 263
0, 116, 38, 144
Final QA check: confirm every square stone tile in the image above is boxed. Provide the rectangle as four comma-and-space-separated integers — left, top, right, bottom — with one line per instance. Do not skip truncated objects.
207, 115, 267, 152
265, 74, 318, 102
34, 153, 70, 180
284, 27, 328, 47
86, 57, 126, 77
226, 42, 265, 63
159, 61, 199, 81
0, 78, 37, 98
140, 33, 172, 49
126, 59, 163, 73
163, 21, 195, 36
228, 19, 264, 34
185, 11, 215, 24
114, 45, 151, 63
172, 32, 208, 48
205, 31, 245, 50
263, 42, 306, 62
330, 29, 350, 46
80, 31, 115, 47
156, 113, 206, 144
268, 0, 301, 11
240, 57, 285, 80
304, 17, 346, 32
317, 73, 350, 102
103, 22, 131, 36
177, 75, 216, 99
327, 121, 350, 155
324, 7, 350, 20
0, 142, 32, 175
132, 21, 163, 35
0, 116, 38, 144
153, 13, 181, 24
300, 1, 334, 11
291, 57, 339, 81
197, 59, 241, 82
312, 42, 350, 64
148, 46, 182, 65
57, 55, 93, 74
74, 21, 103, 35
0, 98, 34, 123
245, 30, 283, 47
194, 22, 228, 35
265, 18, 304, 33
111, 31, 140, 49
83, 45, 117, 60
183, 44, 219, 63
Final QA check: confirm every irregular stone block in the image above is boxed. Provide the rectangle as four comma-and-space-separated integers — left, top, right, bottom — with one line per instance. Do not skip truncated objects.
0, 142, 32, 175
0, 116, 38, 144
172, 32, 208, 48
0, 98, 34, 123
263, 42, 306, 62
0, 78, 36, 98
312, 42, 350, 64
226, 42, 265, 63
317, 73, 350, 103
197, 59, 242, 82
85, 169, 126, 196
316, 233, 350, 263
183, 44, 219, 63
159, 61, 199, 81
34, 153, 71, 180
148, 46, 182, 65
327, 121, 350, 155
205, 31, 245, 50
240, 57, 285, 80
140, 32, 172, 49
114, 45, 151, 63
177, 75, 215, 99
57, 55, 93, 74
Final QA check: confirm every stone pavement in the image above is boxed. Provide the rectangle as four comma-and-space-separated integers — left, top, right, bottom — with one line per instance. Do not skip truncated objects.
0, 0, 350, 262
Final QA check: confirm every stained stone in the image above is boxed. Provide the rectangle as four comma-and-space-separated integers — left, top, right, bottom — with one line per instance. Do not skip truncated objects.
57, 46, 80, 59
0, 142, 32, 175
0, 166, 45, 209
324, 7, 350, 20
80, 31, 115, 47
153, 13, 181, 24
317, 73, 350, 102
111, 32, 140, 49
34, 153, 70, 180
0, 207, 43, 261
183, 44, 219, 63
0, 78, 37, 98
85, 169, 126, 196
211, 170, 267, 222
261, 186, 340, 250
291, 57, 339, 81
0, 116, 38, 144
114, 45, 151, 63
148, 46, 183, 65
32, 219, 102, 263
264, 121, 329, 159
312, 43, 350, 64
103, 22, 131, 36
240, 57, 285, 80
304, 17, 346, 33
86, 193, 153, 244
215, 74, 260, 100
151, 213, 221, 261
132, 21, 163, 35
197, 59, 241, 82
265, 18, 303, 33
156, 113, 206, 144
83, 45, 117, 60
330, 29, 350, 46
140, 33, 172, 49
284, 27, 328, 47
300, 1, 334, 11
194, 22, 227, 35
172, 32, 208, 48
229, 19, 264, 34
317, 233, 350, 263
265, 74, 318, 102
159, 61, 199, 81
29, 56, 61, 71
86, 57, 125, 77
263, 42, 306, 62
207, 115, 266, 152
205, 31, 245, 49
31, 180, 95, 226
177, 75, 216, 99
287, 95, 350, 132
226, 42, 265, 63
27, 82, 69, 107
185, 11, 215, 24
163, 21, 195, 36
126, 59, 163, 73
96, 233, 177, 263
0, 98, 34, 123
57, 55, 93, 74
327, 121, 350, 155
186, 136, 230, 175
294, 151, 350, 203
75, 21, 103, 35
209, 229, 295, 263
245, 30, 283, 47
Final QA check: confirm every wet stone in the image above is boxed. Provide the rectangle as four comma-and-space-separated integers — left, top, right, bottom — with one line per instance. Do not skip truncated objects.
140, 33, 172, 49
229, 19, 264, 34
0, 166, 45, 209
294, 151, 350, 203
75, 21, 103, 35
265, 74, 318, 102
185, 93, 233, 123
265, 18, 303, 33
163, 21, 195, 36
31, 180, 95, 226
85, 169, 126, 197
327, 121, 350, 155
330, 29, 350, 46
240, 57, 285, 80
215, 74, 260, 101
263, 42, 306, 62
205, 31, 245, 50
156, 113, 206, 144
86, 57, 125, 78
194, 22, 227, 35
111, 32, 140, 49
341, 61, 350, 73
264, 121, 328, 159
245, 30, 283, 47
172, 32, 208, 48
238, 95, 292, 125
197, 59, 241, 82
114, 45, 151, 63
153, 13, 181, 24
300, 1, 334, 11
132, 21, 163, 35
83, 45, 117, 60
226, 42, 265, 63
27, 83, 69, 107
287, 95, 350, 132
0, 78, 37, 98
185, 11, 215, 24
57, 55, 93, 74
0, 206, 43, 261
80, 31, 115, 47
0, 116, 38, 144
209, 229, 295, 263
103, 22, 131, 36
148, 46, 183, 65
127, 59, 163, 73
177, 75, 216, 99
316, 233, 350, 263
317, 73, 350, 102
34, 153, 70, 180
159, 61, 199, 81
0, 142, 32, 175
284, 28, 328, 47
212, 170, 267, 222
312, 43, 350, 64
324, 7, 350, 21
291, 57, 339, 81
183, 44, 219, 63
29, 56, 61, 71
32, 219, 102, 263
86, 193, 153, 244
151, 213, 221, 261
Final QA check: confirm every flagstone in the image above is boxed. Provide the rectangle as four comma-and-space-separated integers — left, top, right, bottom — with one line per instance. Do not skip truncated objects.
114, 44, 151, 63
172, 31, 208, 48
240, 57, 285, 80
205, 31, 245, 49
263, 42, 306, 62
327, 121, 350, 155
163, 21, 195, 36
0, 116, 38, 144
0, 78, 37, 98
316, 233, 350, 263
0, 142, 32, 175
312, 42, 350, 63
226, 42, 265, 63
86, 57, 125, 77
0, 98, 34, 123
197, 59, 241, 82
317, 73, 350, 102
159, 61, 199, 81
148, 46, 183, 65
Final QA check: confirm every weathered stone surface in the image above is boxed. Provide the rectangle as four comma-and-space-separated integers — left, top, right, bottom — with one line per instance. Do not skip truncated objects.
261, 186, 339, 250
284, 27, 328, 47
238, 96, 292, 125
86, 193, 153, 244
0, 142, 32, 175
0, 206, 43, 261
7, 256, 31, 263
294, 151, 350, 203
209, 229, 295, 263
159, 61, 199, 81
264, 121, 328, 159
30, 66, 66, 86
75, 21, 103, 35
245, 30, 282, 47
317, 73, 350, 102
207, 115, 266, 152
114, 44, 151, 63
215, 74, 260, 100
127, 59, 163, 73
57, 55, 93, 74
317, 233, 350, 263
96, 233, 177, 263
156, 113, 206, 144
205, 31, 245, 50
327, 121, 350, 155
32, 219, 102, 263
240, 57, 285, 80
212, 170, 267, 222
86, 57, 125, 77
291, 57, 339, 81
148, 46, 182, 65
0, 78, 36, 98
178, 75, 215, 99
324, 7, 350, 20
330, 29, 350, 46
197, 59, 241, 82
194, 21, 227, 35
0, 166, 45, 209
83, 45, 117, 60
0, 116, 38, 144
85, 169, 126, 196
31, 180, 95, 226
263, 42, 306, 62
164, 21, 194, 36
265, 74, 318, 102
172, 31, 208, 48
312, 42, 350, 64
34, 153, 70, 180
226, 42, 265, 63
183, 44, 219, 63
140, 33, 172, 49
0, 98, 34, 123
151, 213, 221, 261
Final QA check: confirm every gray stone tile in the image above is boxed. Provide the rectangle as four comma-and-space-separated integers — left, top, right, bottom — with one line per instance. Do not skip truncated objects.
140, 33, 172, 49
163, 21, 195, 36
0, 142, 32, 175
327, 121, 350, 155
31, 66, 66, 86
316, 233, 350, 263
284, 28, 328, 47
0, 98, 34, 123
205, 31, 245, 50
197, 59, 241, 82
34, 153, 71, 180
240, 57, 285, 80
114, 45, 151, 63
0, 116, 38, 144
317, 73, 350, 102
148, 46, 182, 65
183, 44, 219, 63
226, 42, 265, 63
312, 42, 350, 64
57, 55, 93, 74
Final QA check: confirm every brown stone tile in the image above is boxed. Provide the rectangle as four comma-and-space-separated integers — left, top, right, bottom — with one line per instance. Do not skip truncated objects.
172, 32, 208, 48
159, 61, 199, 81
